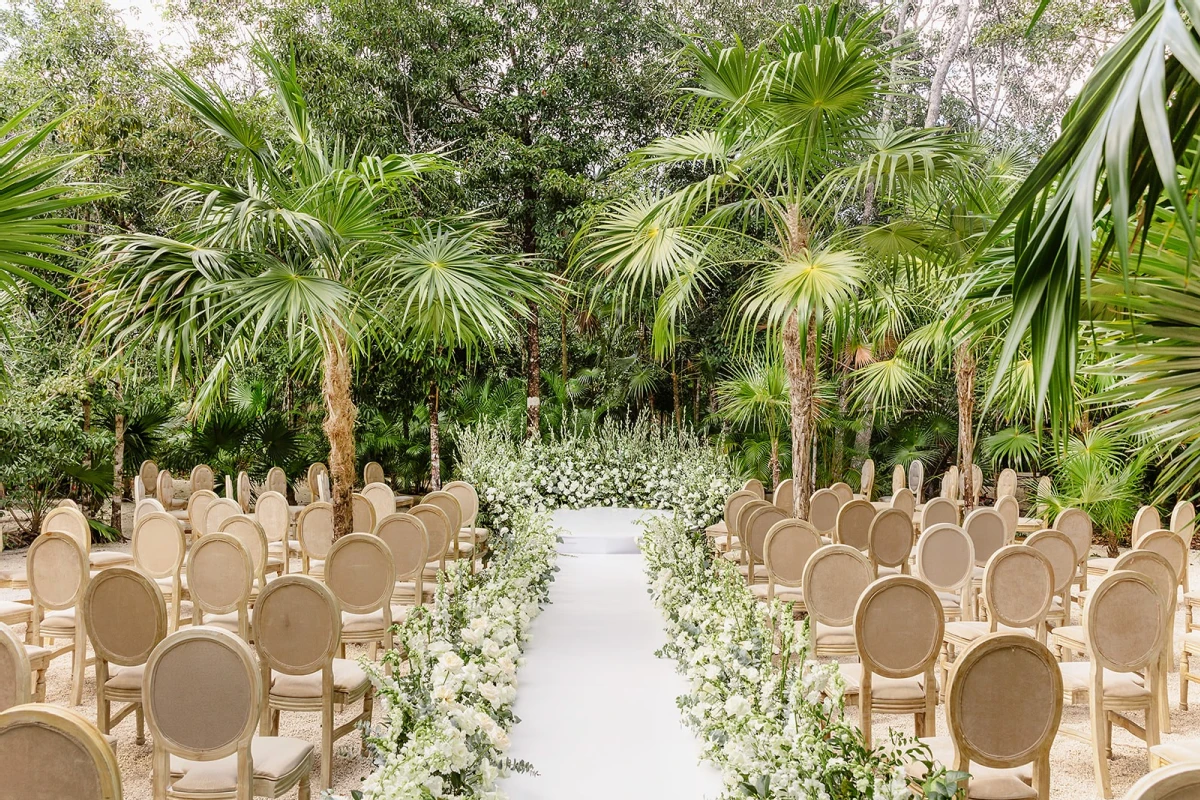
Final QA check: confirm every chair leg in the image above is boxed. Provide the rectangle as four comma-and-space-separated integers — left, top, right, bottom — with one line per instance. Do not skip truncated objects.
1090, 694, 1113, 799
361, 688, 373, 756
1183, 649, 1192, 711
298, 775, 310, 800
321, 700, 334, 790
71, 629, 87, 706
1160, 654, 1172, 733
135, 703, 145, 745
859, 690, 872, 749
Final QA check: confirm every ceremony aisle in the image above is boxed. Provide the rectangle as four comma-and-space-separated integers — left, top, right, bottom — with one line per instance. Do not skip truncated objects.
501, 508, 723, 799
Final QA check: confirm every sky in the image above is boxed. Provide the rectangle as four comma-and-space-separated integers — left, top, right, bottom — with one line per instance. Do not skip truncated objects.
110, 0, 188, 52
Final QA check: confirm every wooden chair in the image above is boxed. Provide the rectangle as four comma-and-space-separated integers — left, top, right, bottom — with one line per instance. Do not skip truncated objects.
191, 463, 216, 493
362, 482, 396, 528
265, 466, 288, 498
753, 519, 820, 609
186, 533, 253, 642
891, 487, 915, 519
375, 512, 431, 611
772, 478, 795, 516
144, 626, 313, 800
940, 465, 960, 502
254, 575, 372, 790
910, 632, 1062, 799
1060, 570, 1166, 799
140, 459, 159, 498
965, 506, 1011, 616
0, 622, 32, 709
134, 499, 166, 527
834, 499, 875, 551
422, 490, 465, 565
187, 489, 219, 540
738, 504, 787, 585
325, 534, 395, 662
840, 575, 942, 747
1125, 763, 1200, 799
133, 475, 146, 505
43, 506, 132, 570
915, 523, 975, 621
857, 458, 875, 501
920, 496, 959, 533
868, 508, 913, 577
205, 497, 243, 542
444, 480, 488, 556
994, 494, 1019, 542
296, 502, 334, 579
350, 492, 376, 535
0, 703, 123, 799
83, 566, 167, 744
909, 460, 925, 504
742, 478, 765, 499
1171, 500, 1196, 594
306, 463, 328, 503
710, 489, 759, 555
363, 461, 386, 487
800, 545, 872, 658
891, 463, 905, 498
235, 471, 254, 513
1056, 508, 1094, 601
809, 489, 841, 539
28, 532, 91, 705
830, 481, 854, 506
995, 467, 1017, 500
157, 469, 182, 512
256, 491, 294, 575
132, 511, 187, 631
1088, 506, 1163, 578
1025, 529, 1077, 629
219, 515, 280, 596
411, 503, 453, 580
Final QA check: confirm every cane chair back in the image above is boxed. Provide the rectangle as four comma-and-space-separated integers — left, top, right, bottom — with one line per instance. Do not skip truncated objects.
85, 567, 167, 667
1025, 529, 1077, 598
140, 460, 159, 497
134, 498, 166, 526
265, 466, 287, 497
186, 534, 253, 638
857, 575, 943, 678
28, 532, 88, 613
307, 463, 328, 501
996, 468, 1017, 499
363, 461, 386, 487
297, 502, 334, 575
362, 482, 396, 524
771, 479, 795, 515
1133, 506, 1164, 547
1055, 508, 1093, 567
982, 546, 1054, 632
1034, 476, 1054, 515
254, 491, 290, 548
0, 704, 123, 800
809, 489, 841, 536
743, 505, 788, 581
802, 545, 873, 629
892, 464, 905, 496
351, 493, 376, 535
254, 575, 340, 679
1113, 550, 1176, 623
965, 507, 1010, 567
41, 506, 90, 553
835, 499, 876, 551
1087, 570, 1166, 674
831, 482, 854, 506
723, 490, 758, 537
1125, 763, 1200, 799
741, 478, 765, 499
1138, 529, 1187, 588
860, 458, 875, 499
994, 494, 1019, 542
326, 534, 394, 614
0, 623, 30, 709
316, 471, 331, 502
411, 504, 452, 570
1171, 500, 1196, 541
921, 497, 959, 532
143, 627, 260, 795
132, 512, 186, 581
134, 475, 146, 504
961, 463, 983, 506
915, 524, 975, 596
869, 508, 913, 575
218, 516, 269, 589
941, 466, 960, 501
444, 481, 480, 529
191, 463, 215, 494
891, 487, 915, 518
234, 471, 253, 513
156, 470, 176, 510
187, 490, 219, 538
908, 460, 925, 501
423, 490, 462, 543
376, 513, 429, 597
944, 632, 1062, 795
763, 519, 821, 594
204, 498, 242, 541
57, 498, 80, 511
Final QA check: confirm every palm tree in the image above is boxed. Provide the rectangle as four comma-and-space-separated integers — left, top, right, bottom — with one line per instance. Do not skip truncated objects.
86, 46, 549, 537
718, 350, 789, 489
579, 6, 965, 516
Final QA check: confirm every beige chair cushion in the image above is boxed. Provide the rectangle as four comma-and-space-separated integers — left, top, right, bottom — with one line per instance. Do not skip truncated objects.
1087, 557, 1118, 573
945, 622, 1035, 644
839, 662, 927, 701
203, 610, 252, 635
0, 600, 32, 623
0, 569, 26, 585
393, 581, 435, 602
810, 621, 855, 648
342, 609, 386, 634
24, 644, 51, 665
171, 736, 312, 791
907, 736, 1035, 799
1184, 631, 1200, 655
153, 575, 188, 594
748, 584, 803, 603
1052, 625, 1085, 650
105, 663, 146, 692
1150, 739, 1200, 766
90, 551, 134, 567
935, 591, 962, 610
721, 550, 743, 562
705, 521, 728, 535
268, 540, 301, 554
270, 659, 368, 698
40, 608, 76, 635
389, 605, 415, 623
1059, 662, 1149, 699
307, 559, 324, 579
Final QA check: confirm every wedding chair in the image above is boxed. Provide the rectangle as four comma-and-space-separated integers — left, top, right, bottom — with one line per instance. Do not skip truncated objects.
186, 533, 253, 641
297, 502, 334, 579
1025, 529, 1077, 629
909, 460, 925, 504
940, 465, 960, 502
915, 523, 975, 621
316, 472, 331, 503
707, 489, 756, 554
265, 466, 288, 497
236, 471, 254, 513
349, 492, 375, 535
1134, 506, 1164, 547
839, 575, 942, 747
444, 480, 488, 555
960, 463, 983, 507
325, 533, 395, 662
1055, 508, 1093, 600
1125, 763, 1200, 799
411, 503, 454, 580
205, 497, 243, 542
306, 463, 328, 503
0, 622, 31, 709
920, 497, 959, 532
157, 469, 184, 512
135, 498, 167, 526
809, 488, 841, 539
191, 463, 216, 493
908, 632, 1062, 799
28, 531, 91, 705
422, 490, 464, 563
891, 487, 915, 519
56, 498, 80, 510
857, 458, 875, 500
772, 478, 795, 515
132, 511, 187, 631
830, 482, 854, 506
256, 491, 294, 575
835, 499, 875, 551
742, 478, 765, 499
754, 519, 820, 608
187, 489, 219, 539
83, 566, 167, 744
994, 494, 1019, 542
363, 460, 386, 486
133, 475, 146, 504
800, 544, 872, 658
362, 482, 396, 527
254, 575, 372, 790
0, 704, 123, 800
738, 504, 787, 585
1171, 500, 1196, 594
891, 464, 905, 498
144, 626, 314, 800
995, 468, 1017, 499
965, 506, 1011, 615
1059, 570, 1166, 799
140, 459, 159, 498
43, 505, 132, 570
375, 512, 431, 610
219, 515, 280, 597
868, 508, 913, 577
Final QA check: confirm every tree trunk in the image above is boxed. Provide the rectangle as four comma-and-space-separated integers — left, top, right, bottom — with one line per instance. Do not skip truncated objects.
428, 381, 441, 490
854, 403, 875, 467
321, 329, 357, 539
955, 341, 977, 510
783, 310, 818, 518
111, 381, 125, 533
560, 304, 569, 386
925, 0, 973, 127
769, 437, 780, 492
692, 374, 701, 429
526, 301, 540, 438
672, 360, 681, 428
833, 369, 849, 479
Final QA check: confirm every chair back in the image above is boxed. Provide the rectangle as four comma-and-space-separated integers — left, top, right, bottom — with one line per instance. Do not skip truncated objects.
83, 567, 167, 668
444, 481, 479, 528
915, 523, 975, 593
763, 520, 821, 589
1171, 500, 1197, 549
941, 465, 960, 501
186, 533, 253, 618
908, 460, 925, 502
143, 627, 260, 765
190, 463, 215, 493
326, 534, 395, 616
890, 487, 915, 518
1124, 762, 1200, 799
351, 492, 377, 534
307, 463, 328, 501
317, 471, 331, 502
218, 515, 269, 587
0, 704, 123, 799
859, 458, 875, 499
0, 623, 31, 709
139, 460, 159, 497
764, 480, 791, 515
835, 499, 876, 551
362, 482, 396, 524
156, 469, 175, 509
1114, 550, 1177, 626
410, 504, 452, 569
802, 545, 873, 628
1137, 529, 1187, 588
363, 461, 386, 487
134, 498, 166, 526
744, 505, 788, 566
1132, 505, 1163, 547
265, 466, 287, 497
830, 482, 854, 506
254, 491, 290, 547
722, 490, 759, 535
132, 512, 186, 580
133, 475, 146, 504
235, 471, 253, 513
944, 633, 1062, 775
187, 490, 219, 538
808, 489, 841, 536
961, 463, 983, 506
422, 490, 462, 537
868, 508, 913, 573
741, 478, 765, 499
297, 502, 335, 564
921, 497, 959, 531
375, 513, 430, 584
1085, 570, 1166, 674
41, 506, 90, 554
995, 468, 1017, 499
982, 545, 1053, 631
994, 494, 1019, 542
964, 507, 1009, 567
204, 497, 242, 539
254, 575, 340, 677
1034, 476, 1053, 516
57, 498, 80, 511
1025, 529, 1077, 597
891, 463, 905, 496
28, 532, 88, 612
855, 575, 943, 679
1054, 508, 1093, 566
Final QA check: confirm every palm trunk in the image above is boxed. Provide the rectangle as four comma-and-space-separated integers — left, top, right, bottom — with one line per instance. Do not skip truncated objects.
111, 381, 125, 533
783, 310, 818, 518
526, 301, 540, 438
833, 369, 849, 479
854, 403, 875, 466
322, 329, 357, 539
955, 341, 977, 510
769, 437, 780, 492
428, 381, 441, 490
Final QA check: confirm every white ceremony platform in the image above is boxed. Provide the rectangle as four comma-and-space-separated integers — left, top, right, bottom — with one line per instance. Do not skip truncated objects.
502, 508, 722, 799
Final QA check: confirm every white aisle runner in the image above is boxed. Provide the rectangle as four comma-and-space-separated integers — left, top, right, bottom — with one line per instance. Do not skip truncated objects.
501, 509, 723, 799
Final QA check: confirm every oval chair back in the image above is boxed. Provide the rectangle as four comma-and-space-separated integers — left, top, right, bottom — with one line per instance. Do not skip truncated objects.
1054, 508, 1093, 570
133, 475, 146, 504
265, 466, 287, 497
982, 545, 1054, 635
253, 574, 341, 681
859, 458, 875, 499
255, 491, 291, 551
921, 497, 959, 532
743, 505, 788, 582
326, 533, 395, 659
218, 515, 269, 590
351, 493, 376, 535
139, 460, 159, 498
41, 506, 90, 554
204, 498, 242, 541
235, 471, 253, 513
307, 463, 328, 502
0, 623, 31, 709
156, 470, 175, 510
297, 502, 335, 576
57, 498, 80, 511
28, 532, 88, 614
190, 463, 215, 494
994, 495, 1020, 542
722, 490, 758, 536
362, 482, 396, 525
835, 499, 876, 551
908, 460, 925, 503
1025, 529, 1077, 600
830, 482, 854, 506
1086, 570, 1166, 677
802, 545, 873, 630
808, 489, 841, 536
891, 487, 915, 518
771, 479, 795, 515
0, 704, 123, 800
444, 481, 479, 529
915, 523, 975, 597
740, 477, 765, 499
763, 519, 821, 598
1133, 506, 1163, 547
1114, 550, 1177, 628
132, 512, 186, 630
1124, 763, 1200, 800
869, 508, 913, 576
891, 464, 905, 497
186, 490, 219, 538
941, 465, 960, 501
1171, 500, 1197, 593
363, 461, 386, 487
134, 498, 166, 526
944, 632, 1062, 797
1137, 529, 1187, 589
316, 472, 331, 502
965, 507, 1010, 567
376, 513, 430, 604
185, 533, 253, 640
410, 504, 452, 572
996, 468, 1017, 499
422, 490, 462, 546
